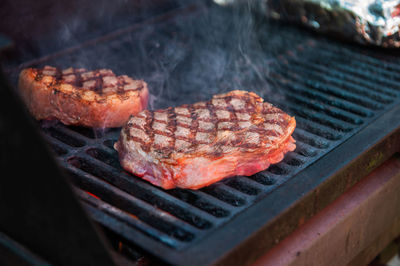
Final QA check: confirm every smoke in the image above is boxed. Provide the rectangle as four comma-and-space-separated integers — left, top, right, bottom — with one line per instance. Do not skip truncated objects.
7, 1, 288, 110
134, 0, 284, 109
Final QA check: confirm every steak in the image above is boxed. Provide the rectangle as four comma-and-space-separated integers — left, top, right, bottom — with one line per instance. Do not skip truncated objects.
18, 66, 149, 128
114, 90, 296, 190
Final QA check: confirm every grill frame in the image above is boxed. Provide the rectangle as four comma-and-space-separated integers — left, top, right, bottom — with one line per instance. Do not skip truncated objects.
2, 2, 400, 265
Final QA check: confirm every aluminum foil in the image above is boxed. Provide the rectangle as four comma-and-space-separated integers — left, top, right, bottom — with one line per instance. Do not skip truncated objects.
215, 0, 400, 47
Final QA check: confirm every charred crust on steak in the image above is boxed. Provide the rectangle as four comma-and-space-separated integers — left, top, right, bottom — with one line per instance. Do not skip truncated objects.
32, 66, 146, 98
120, 90, 296, 160
34, 71, 43, 81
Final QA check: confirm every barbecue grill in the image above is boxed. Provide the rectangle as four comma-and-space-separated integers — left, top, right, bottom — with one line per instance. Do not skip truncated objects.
1, 0, 400, 265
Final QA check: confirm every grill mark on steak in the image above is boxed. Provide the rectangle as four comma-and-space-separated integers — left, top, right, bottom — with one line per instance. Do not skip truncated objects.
74, 68, 83, 88
167, 107, 179, 152
117, 77, 125, 95
54, 68, 62, 85
33, 66, 144, 96
95, 70, 103, 94
146, 111, 155, 152
34, 71, 43, 82
123, 91, 293, 157
206, 99, 218, 141
189, 104, 200, 146
225, 95, 240, 132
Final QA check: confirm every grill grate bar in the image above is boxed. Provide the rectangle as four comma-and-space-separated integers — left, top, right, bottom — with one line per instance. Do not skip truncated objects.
288, 57, 398, 97
42, 127, 87, 148
53, 124, 94, 143
168, 189, 242, 213
86, 147, 121, 170
100, 139, 127, 157
269, 72, 376, 117
67, 168, 197, 247
292, 128, 331, 149
67, 165, 202, 236
69, 154, 220, 230
309, 55, 400, 91
280, 102, 354, 132
293, 116, 343, 141
238, 175, 278, 189
211, 183, 257, 200
284, 61, 395, 104
278, 154, 307, 168
165, 189, 235, 218
282, 152, 307, 167
102, 139, 118, 151
248, 171, 279, 186
275, 66, 385, 110
75, 188, 184, 248
287, 72, 383, 110
201, 184, 248, 207
43, 134, 73, 156
284, 93, 364, 126
266, 163, 291, 176
316, 47, 400, 82
318, 41, 400, 68
267, 72, 366, 124
292, 140, 320, 158
225, 177, 263, 196
68, 169, 204, 237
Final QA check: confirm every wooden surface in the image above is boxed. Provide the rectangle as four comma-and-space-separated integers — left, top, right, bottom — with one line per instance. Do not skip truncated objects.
254, 154, 400, 266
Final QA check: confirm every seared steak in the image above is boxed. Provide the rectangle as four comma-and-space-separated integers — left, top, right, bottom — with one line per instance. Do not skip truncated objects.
115, 90, 296, 189
18, 66, 149, 128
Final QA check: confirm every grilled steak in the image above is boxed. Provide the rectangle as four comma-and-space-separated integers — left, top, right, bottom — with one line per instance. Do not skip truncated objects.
115, 90, 296, 190
18, 66, 149, 128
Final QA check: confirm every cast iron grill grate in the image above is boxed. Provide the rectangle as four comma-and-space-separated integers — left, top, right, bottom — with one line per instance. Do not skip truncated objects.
38, 38, 400, 253
3, 3, 400, 264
